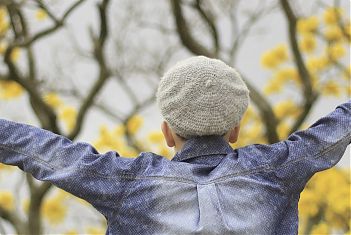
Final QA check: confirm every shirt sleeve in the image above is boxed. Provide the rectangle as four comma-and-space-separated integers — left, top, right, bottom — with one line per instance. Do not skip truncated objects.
241, 100, 351, 192
0, 119, 136, 213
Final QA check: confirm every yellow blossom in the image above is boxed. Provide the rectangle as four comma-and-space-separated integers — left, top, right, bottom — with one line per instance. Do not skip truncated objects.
35, 9, 48, 21
148, 131, 164, 144
10, 47, 21, 63
277, 121, 290, 139
272, 44, 289, 61
59, 106, 77, 132
86, 227, 105, 234
310, 223, 329, 234
306, 56, 329, 74
263, 78, 284, 95
260, 44, 288, 69
273, 100, 300, 120
44, 92, 62, 109
344, 23, 351, 38
299, 34, 317, 53
93, 125, 123, 152
300, 168, 350, 233
0, 191, 14, 211
261, 52, 279, 69
327, 42, 345, 60
113, 125, 125, 136
323, 7, 343, 25
321, 80, 341, 97
0, 80, 24, 99
41, 196, 67, 225
297, 16, 319, 34
158, 146, 172, 159
299, 189, 319, 217
0, 41, 6, 54
346, 85, 351, 96
240, 106, 259, 126
118, 146, 138, 157
343, 65, 351, 81
64, 230, 79, 235
0, 7, 9, 36
324, 26, 343, 41
274, 67, 300, 83
127, 115, 143, 135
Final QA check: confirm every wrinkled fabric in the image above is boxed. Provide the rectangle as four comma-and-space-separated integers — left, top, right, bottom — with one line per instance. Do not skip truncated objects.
0, 101, 350, 235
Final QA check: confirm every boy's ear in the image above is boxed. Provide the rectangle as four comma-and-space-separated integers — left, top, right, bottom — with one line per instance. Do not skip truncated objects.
161, 121, 176, 147
228, 125, 240, 143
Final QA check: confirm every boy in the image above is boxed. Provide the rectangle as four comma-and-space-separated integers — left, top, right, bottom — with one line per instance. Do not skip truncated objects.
0, 56, 350, 234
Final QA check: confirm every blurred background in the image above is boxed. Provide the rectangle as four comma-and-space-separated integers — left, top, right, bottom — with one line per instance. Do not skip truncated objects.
0, 0, 349, 234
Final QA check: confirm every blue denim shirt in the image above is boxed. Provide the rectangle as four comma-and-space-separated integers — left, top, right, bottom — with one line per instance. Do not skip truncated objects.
0, 101, 350, 235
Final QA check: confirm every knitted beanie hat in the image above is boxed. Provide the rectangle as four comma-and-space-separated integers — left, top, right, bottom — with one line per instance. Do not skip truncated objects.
156, 56, 250, 139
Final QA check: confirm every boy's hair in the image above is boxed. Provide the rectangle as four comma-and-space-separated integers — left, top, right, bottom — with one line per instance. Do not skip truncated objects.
156, 56, 250, 139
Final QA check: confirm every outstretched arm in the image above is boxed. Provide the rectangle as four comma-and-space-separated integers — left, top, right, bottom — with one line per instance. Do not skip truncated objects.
0, 119, 135, 211
241, 100, 351, 192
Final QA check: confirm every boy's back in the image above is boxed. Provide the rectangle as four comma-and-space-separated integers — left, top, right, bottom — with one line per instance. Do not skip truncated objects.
108, 136, 295, 234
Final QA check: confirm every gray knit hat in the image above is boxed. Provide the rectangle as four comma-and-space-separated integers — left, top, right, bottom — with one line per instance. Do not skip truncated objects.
156, 56, 250, 139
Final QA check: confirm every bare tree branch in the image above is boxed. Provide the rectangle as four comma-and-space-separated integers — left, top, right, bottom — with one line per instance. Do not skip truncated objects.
0, 207, 26, 235
193, 0, 220, 56
229, 3, 278, 64
14, 0, 86, 48
334, 0, 350, 42
4, 47, 59, 132
280, 0, 319, 134
239, 72, 280, 143
68, 0, 111, 140
34, 0, 60, 24
170, 0, 214, 58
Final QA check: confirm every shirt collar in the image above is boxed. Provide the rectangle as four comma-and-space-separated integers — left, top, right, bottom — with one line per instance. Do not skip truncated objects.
171, 135, 233, 162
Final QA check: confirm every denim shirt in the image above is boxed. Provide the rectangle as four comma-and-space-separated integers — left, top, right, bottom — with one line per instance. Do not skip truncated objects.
0, 101, 350, 235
